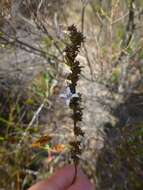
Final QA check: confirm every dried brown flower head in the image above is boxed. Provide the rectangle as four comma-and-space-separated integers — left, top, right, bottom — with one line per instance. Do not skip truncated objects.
64, 25, 85, 182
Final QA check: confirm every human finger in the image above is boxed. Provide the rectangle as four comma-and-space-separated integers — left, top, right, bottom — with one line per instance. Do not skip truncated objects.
67, 169, 95, 190
28, 165, 77, 190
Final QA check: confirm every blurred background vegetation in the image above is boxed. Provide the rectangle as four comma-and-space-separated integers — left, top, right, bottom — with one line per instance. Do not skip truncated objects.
0, 0, 143, 189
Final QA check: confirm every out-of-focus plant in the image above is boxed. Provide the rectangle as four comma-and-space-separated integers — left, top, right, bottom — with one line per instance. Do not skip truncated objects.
0, 68, 61, 189
96, 121, 143, 190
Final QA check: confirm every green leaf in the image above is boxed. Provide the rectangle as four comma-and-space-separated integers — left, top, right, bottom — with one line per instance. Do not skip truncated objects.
139, 48, 143, 59
42, 36, 52, 50
0, 136, 5, 141
111, 67, 120, 84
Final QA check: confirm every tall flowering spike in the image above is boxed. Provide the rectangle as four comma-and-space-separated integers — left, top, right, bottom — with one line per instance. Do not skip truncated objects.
64, 25, 85, 182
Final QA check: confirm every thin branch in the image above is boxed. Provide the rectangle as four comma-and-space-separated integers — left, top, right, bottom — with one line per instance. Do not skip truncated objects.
114, 0, 135, 67
111, 12, 129, 25
17, 100, 45, 149
34, 18, 64, 57
80, 1, 93, 79
0, 34, 57, 60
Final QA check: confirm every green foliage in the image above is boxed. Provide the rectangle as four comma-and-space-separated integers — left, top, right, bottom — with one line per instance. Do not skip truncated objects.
0, 31, 3, 37
31, 70, 56, 99
0, 69, 58, 189
126, 45, 133, 55
116, 23, 125, 41
139, 48, 143, 59
111, 67, 120, 84
42, 36, 52, 50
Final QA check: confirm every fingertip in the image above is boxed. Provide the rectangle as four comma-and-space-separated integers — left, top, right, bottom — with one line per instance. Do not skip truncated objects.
28, 165, 95, 190
45, 164, 76, 189
67, 166, 95, 190
67, 178, 95, 190
28, 165, 75, 190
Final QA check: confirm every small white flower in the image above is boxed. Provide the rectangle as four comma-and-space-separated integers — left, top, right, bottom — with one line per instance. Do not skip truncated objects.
63, 30, 69, 34
63, 64, 72, 76
60, 87, 79, 106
